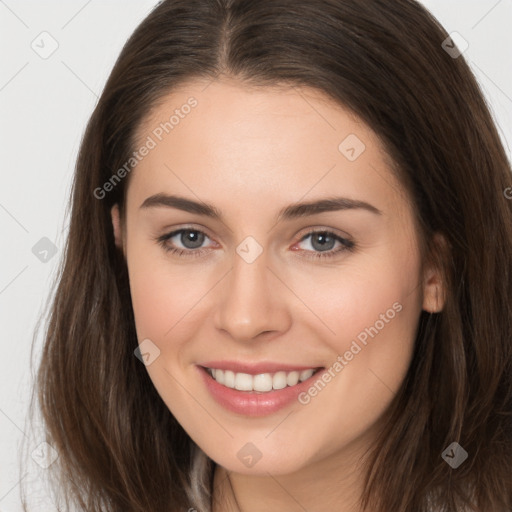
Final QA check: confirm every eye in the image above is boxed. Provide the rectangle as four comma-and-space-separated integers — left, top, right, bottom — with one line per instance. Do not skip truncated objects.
155, 228, 215, 258
154, 227, 355, 260
293, 229, 355, 260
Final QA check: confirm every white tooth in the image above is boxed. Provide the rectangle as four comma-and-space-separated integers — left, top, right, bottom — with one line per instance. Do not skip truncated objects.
253, 373, 273, 392
286, 371, 300, 386
223, 370, 235, 388
299, 369, 314, 382
235, 372, 253, 391
215, 369, 225, 385
272, 371, 288, 390
210, 368, 317, 391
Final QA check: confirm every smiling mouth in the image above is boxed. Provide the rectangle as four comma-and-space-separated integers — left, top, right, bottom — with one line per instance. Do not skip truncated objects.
202, 366, 324, 393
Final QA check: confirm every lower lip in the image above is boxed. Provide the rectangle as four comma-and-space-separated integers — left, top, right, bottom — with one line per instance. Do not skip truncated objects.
196, 365, 325, 417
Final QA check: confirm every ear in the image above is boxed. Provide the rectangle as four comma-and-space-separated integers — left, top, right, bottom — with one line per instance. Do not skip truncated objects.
423, 233, 448, 313
422, 233, 448, 313
111, 204, 125, 254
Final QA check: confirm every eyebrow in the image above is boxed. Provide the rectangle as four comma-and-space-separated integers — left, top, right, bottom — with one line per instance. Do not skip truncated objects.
139, 193, 382, 221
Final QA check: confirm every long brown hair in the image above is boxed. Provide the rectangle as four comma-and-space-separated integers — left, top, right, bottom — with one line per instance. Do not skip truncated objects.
21, 1, 512, 511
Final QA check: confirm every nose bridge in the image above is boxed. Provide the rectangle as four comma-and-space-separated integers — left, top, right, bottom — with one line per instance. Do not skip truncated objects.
214, 245, 289, 340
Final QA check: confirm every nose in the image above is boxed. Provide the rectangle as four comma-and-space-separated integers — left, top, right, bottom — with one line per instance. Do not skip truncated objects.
213, 249, 292, 342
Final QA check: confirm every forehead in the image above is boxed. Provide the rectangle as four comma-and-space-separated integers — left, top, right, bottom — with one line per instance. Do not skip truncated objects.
127, 79, 411, 219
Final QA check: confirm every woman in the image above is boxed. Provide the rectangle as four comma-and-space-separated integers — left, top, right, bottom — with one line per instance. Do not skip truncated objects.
23, 0, 512, 511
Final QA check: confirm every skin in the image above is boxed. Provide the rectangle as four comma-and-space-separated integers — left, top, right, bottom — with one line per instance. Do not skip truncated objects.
111, 77, 445, 511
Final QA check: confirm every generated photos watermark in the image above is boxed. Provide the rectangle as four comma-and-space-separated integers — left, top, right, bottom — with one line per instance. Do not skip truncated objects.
298, 301, 403, 405
93, 96, 198, 200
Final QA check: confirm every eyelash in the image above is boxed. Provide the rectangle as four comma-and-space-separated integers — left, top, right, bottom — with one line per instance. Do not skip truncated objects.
154, 227, 355, 260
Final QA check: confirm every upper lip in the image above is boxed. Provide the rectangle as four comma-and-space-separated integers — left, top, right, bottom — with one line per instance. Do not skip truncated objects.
198, 360, 324, 375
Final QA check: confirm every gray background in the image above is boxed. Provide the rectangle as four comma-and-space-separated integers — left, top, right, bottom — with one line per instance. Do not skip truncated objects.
1, 1, 511, 510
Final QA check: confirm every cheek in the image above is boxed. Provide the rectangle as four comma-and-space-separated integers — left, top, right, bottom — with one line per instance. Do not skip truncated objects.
306, 251, 421, 427
126, 244, 216, 360
294, 253, 420, 356
126, 249, 211, 418
128, 264, 178, 343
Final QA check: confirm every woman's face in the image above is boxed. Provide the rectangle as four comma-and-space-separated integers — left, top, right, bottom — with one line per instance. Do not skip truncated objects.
112, 78, 441, 475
